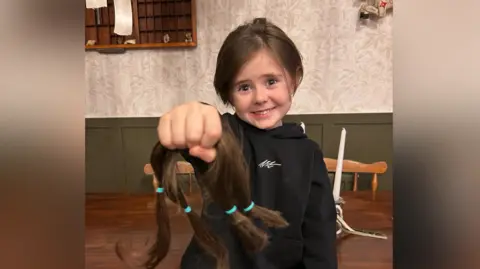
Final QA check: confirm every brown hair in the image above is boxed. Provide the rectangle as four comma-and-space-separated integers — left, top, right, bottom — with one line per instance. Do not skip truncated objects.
214, 17, 304, 105
116, 120, 288, 269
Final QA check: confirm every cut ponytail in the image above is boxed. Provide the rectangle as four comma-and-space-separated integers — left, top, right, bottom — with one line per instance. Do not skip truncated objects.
116, 119, 288, 269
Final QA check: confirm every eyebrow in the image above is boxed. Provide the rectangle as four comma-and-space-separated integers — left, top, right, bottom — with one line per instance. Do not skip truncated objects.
234, 73, 284, 86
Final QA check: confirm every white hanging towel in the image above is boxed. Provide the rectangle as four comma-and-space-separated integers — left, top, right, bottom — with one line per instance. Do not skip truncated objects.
86, 0, 107, 9
113, 0, 133, 36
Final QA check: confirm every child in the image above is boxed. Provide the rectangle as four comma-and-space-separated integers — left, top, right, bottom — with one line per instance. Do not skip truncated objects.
157, 17, 338, 269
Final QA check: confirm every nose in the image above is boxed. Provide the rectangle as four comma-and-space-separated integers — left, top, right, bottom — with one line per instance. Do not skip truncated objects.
253, 86, 268, 104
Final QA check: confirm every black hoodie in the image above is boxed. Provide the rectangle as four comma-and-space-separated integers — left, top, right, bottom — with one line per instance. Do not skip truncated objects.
180, 113, 338, 269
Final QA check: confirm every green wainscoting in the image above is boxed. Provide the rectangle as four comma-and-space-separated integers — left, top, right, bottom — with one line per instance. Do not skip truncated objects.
86, 113, 392, 194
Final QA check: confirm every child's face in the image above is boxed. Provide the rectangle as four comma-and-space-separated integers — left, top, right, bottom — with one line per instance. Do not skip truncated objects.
231, 49, 294, 130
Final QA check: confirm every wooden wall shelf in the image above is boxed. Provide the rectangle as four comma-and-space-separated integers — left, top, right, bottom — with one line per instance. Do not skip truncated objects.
85, 0, 197, 51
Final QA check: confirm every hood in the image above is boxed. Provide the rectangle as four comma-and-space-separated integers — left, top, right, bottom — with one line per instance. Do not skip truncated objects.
233, 114, 307, 139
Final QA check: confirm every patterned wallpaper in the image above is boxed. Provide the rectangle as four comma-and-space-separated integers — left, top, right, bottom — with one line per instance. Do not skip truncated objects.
85, 0, 393, 118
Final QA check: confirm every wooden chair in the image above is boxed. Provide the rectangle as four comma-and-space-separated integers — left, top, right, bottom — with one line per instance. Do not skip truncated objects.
323, 158, 388, 199
175, 161, 194, 193
144, 163, 159, 208
144, 161, 194, 194
143, 163, 157, 188
144, 161, 195, 210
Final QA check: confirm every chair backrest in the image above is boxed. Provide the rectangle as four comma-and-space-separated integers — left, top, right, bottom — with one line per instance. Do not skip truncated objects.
323, 157, 387, 174
147, 159, 386, 175
145, 161, 195, 194
144, 163, 154, 175
144, 161, 195, 174
148, 159, 387, 174
145, 157, 386, 197
175, 161, 194, 174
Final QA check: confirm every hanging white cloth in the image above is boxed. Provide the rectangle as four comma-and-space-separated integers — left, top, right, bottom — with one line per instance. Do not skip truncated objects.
113, 0, 133, 36
86, 0, 107, 9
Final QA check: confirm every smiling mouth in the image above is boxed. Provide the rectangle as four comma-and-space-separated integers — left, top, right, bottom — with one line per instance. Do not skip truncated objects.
252, 107, 276, 115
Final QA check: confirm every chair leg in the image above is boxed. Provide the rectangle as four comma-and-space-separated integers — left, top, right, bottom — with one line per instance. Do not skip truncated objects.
153, 176, 159, 190
372, 173, 378, 200
148, 176, 159, 209
353, 173, 358, 191
189, 174, 192, 193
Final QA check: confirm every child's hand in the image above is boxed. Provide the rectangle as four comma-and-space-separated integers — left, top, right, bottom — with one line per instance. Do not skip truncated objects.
158, 102, 221, 163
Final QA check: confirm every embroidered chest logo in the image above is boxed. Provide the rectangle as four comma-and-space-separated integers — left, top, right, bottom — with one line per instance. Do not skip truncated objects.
258, 160, 281, 169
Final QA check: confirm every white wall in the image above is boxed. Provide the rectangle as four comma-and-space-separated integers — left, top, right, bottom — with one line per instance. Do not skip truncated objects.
85, 0, 392, 118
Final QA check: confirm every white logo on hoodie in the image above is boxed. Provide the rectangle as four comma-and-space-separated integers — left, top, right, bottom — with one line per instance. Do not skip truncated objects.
258, 160, 281, 169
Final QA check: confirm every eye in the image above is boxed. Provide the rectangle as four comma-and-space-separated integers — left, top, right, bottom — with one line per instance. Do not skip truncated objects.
266, 78, 277, 86
237, 84, 251, 92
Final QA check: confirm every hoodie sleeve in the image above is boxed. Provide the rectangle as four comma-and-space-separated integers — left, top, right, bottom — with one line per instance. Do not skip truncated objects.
302, 146, 338, 269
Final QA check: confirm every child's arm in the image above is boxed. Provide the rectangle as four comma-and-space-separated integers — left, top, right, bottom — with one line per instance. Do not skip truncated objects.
302, 147, 338, 269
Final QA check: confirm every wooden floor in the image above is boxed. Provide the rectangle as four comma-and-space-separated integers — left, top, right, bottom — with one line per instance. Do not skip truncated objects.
86, 191, 392, 269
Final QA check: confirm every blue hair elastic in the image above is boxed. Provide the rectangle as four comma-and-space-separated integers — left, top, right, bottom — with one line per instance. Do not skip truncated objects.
243, 201, 255, 212
156, 187, 164, 193
184, 206, 192, 213
225, 205, 237, 215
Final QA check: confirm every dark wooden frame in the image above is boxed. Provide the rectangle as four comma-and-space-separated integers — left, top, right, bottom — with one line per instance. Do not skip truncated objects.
85, 0, 197, 50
